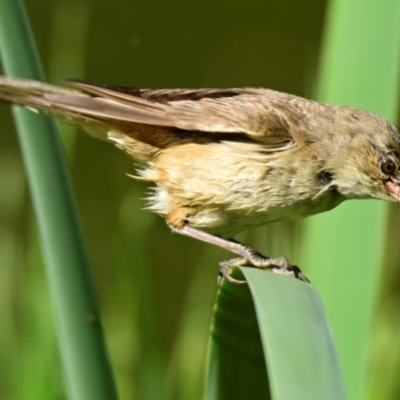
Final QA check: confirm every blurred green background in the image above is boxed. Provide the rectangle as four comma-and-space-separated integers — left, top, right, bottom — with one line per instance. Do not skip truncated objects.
1, 0, 400, 399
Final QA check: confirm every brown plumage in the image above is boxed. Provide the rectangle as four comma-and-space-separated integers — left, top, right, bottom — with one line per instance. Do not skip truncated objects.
1, 76, 400, 283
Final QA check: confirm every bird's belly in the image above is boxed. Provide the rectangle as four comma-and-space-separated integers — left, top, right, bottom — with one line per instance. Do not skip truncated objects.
187, 192, 344, 236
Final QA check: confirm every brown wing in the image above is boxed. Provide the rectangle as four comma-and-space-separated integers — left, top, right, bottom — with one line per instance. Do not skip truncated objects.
0, 76, 297, 152
68, 80, 296, 150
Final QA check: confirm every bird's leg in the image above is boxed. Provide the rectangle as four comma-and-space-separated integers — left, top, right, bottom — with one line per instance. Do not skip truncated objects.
168, 222, 309, 284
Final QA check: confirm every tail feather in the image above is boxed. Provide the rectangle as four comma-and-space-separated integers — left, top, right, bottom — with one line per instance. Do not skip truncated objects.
0, 76, 169, 125
0, 76, 170, 160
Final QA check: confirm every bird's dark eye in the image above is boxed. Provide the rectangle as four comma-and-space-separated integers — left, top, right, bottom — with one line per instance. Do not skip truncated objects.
380, 158, 396, 175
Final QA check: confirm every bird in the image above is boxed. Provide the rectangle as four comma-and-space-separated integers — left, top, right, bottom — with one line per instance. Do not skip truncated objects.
1, 76, 399, 283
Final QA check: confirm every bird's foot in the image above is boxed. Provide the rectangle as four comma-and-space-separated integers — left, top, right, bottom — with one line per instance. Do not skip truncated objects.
218, 250, 310, 285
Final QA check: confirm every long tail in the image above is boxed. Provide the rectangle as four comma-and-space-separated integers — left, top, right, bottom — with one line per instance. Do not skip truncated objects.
0, 76, 174, 161
0, 76, 170, 124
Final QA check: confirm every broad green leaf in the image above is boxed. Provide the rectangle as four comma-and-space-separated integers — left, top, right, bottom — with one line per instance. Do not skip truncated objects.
207, 269, 345, 400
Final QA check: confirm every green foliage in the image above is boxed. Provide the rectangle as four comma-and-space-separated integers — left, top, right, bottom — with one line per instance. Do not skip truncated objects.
207, 269, 345, 400
0, 0, 400, 399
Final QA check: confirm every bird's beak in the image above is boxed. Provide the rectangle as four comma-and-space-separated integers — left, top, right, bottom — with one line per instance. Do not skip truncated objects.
384, 179, 400, 201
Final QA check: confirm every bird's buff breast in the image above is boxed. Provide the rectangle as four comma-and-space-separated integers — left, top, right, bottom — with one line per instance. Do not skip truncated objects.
140, 141, 344, 236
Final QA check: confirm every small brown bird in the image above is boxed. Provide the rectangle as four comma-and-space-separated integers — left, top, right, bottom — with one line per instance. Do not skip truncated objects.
1, 76, 400, 283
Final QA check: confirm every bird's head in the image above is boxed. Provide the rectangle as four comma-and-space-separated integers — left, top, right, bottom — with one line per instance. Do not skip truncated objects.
324, 109, 400, 203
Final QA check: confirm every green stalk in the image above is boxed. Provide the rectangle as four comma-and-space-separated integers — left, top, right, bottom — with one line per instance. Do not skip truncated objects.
303, 1, 400, 399
0, 1, 117, 399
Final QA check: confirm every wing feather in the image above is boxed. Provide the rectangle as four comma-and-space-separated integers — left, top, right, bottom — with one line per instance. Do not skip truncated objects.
0, 76, 298, 152
67, 80, 296, 150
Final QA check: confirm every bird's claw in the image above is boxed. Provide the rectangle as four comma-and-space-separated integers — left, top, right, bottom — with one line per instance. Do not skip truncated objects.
218, 254, 310, 285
